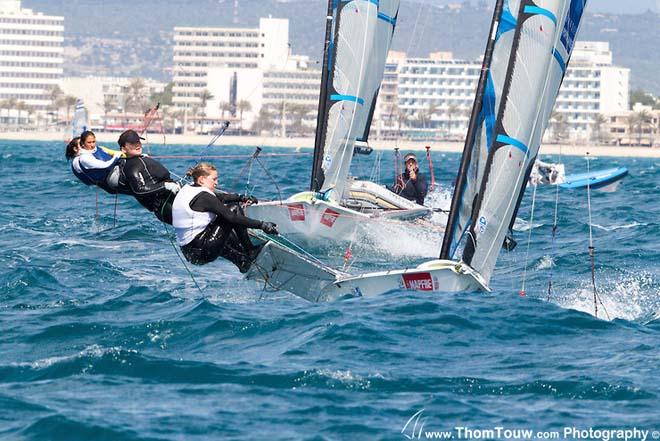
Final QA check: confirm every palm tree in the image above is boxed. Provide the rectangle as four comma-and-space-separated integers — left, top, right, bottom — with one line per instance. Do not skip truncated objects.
48, 85, 64, 124
199, 89, 214, 117
550, 110, 568, 142
591, 113, 608, 145
63, 96, 78, 125
219, 101, 232, 119
101, 96, 116, 130
125, 78, 148, 113
252, 106, 275, 135
447, 102, 460, 138
15, 101, 30, 126
237, 100, 252, 134
634, 110, 652, 146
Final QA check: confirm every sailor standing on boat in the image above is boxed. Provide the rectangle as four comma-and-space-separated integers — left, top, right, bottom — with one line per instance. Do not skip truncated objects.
117, 129, 181, 224
172, 162, 278, 273
66, 130, 125, 194
394, 152, 428, 206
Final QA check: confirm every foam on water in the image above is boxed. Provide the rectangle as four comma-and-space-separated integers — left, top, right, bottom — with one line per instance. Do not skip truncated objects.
1, 142, 658, 440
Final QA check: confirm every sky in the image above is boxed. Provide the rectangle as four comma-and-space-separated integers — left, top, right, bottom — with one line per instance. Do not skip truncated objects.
431, 0, 658, 14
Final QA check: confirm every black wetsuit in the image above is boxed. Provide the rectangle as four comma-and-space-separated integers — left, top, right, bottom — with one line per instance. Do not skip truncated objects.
395, 169, 428, 206
119, 156, 177, 224
180, 190, 264, 272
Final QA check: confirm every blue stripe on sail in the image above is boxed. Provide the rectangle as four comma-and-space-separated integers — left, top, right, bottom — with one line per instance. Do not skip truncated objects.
552, 48, 566, 73
483, 72, 497, 151
497, 134, 529, 154
523, 5, 557, 25
341, 0, 378, 4
377, 12, 396, 25
496, 1, 517, 40
560, 0, 587, 54
331, 94, 365, 105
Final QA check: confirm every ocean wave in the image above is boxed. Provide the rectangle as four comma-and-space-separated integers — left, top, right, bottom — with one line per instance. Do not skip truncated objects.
592, 222, 648, 232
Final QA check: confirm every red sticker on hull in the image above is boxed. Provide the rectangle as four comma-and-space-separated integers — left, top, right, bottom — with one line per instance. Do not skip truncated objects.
320, 208, 340, 228
287, 203, 305, 221
402, 273, 434, 291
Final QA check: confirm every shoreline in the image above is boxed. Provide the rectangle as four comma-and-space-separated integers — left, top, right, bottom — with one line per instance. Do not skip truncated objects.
1, 130, 658, 158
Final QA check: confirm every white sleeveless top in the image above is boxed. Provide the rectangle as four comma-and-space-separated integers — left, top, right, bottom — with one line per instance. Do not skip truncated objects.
172, 185, 217, 246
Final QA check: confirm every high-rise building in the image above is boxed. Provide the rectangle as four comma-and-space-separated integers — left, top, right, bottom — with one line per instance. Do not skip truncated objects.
377, 41, 630, 142
172, 17, 290, 115
0, 0, 63, 111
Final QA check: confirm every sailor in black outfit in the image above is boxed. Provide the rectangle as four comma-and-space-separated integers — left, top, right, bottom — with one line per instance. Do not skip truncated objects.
394, 152, 428, 206
117, 130, 181, 224
172, 162, 278, 273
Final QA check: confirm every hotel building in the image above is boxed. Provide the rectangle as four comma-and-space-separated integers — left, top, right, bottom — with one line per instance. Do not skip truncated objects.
0, 0, 63, 111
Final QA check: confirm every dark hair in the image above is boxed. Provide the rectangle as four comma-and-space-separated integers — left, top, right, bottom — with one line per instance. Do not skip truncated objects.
79, 130, 95, 145
186, 162, 217, 183
65, 137, 81, 160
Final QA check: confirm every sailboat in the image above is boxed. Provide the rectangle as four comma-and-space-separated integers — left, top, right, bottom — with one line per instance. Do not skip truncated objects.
247, 0, 589, 301
71, 99, 88, 139
247, 0, 431, 243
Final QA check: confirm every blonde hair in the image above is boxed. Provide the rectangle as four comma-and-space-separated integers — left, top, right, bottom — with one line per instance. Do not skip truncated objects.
186, 162, 217, 184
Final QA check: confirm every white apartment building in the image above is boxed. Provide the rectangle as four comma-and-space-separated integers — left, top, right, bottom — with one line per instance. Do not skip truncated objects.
554, 41, 630, 139
0, 0, 63, 111
172, 17, 290, 123
379, 42, 630, 142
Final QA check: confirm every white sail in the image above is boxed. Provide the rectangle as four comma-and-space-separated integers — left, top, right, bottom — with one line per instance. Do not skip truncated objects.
71, 99, 87, 138
462, 0, 587, 284
312, 0, 386, 202
356, 0, 400, 143
442, 0, 522, 260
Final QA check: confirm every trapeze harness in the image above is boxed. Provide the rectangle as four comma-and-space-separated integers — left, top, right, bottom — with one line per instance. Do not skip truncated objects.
71, 147, 122, 194
120, 155, 177, 224
171, 184, 263, 272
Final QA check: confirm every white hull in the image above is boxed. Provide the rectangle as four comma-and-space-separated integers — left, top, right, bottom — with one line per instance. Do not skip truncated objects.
245, 240, 489, 303
246, 181, 434, 247
319, 260, 490, 301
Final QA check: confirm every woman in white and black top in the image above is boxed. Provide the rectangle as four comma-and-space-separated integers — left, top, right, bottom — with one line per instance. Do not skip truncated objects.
172, 162, 278, 272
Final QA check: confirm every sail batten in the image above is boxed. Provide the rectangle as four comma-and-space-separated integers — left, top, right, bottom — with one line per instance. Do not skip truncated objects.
459, 0, 587, 283
310, 0, 400, 201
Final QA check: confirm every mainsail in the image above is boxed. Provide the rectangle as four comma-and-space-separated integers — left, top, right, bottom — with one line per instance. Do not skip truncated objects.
441, 0, 587, 284
310, 0, 400, 201
71, 99, 88, 138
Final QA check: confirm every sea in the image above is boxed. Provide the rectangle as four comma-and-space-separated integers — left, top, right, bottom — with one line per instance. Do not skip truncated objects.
1, 140, 658, 441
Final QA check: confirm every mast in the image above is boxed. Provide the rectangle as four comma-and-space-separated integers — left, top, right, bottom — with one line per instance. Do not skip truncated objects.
310, 0, 335, 192
439, 0, 504, 260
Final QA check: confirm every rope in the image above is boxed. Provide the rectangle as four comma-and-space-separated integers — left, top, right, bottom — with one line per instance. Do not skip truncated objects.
547, 145, 563, 301
151, 153, 311, 160
425, 146, 436, 188
158, 192, 204, 293
585, 153, 610, 320
520, 182, 539, 297
254, 155, 284, 204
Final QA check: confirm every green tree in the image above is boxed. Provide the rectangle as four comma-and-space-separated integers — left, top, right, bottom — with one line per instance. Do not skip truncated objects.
150, 82, 174, 106
591, 113, 608, 144
237, 100, 252, 134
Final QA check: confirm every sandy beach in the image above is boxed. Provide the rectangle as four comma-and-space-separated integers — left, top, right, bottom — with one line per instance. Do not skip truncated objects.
1, 130, 658, 158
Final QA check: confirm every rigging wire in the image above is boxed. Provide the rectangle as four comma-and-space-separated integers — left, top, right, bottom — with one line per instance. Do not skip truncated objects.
547, 145, 563, 301
585, 153, 610, 320
425, 146, 436, 188
520, 182, 539, 297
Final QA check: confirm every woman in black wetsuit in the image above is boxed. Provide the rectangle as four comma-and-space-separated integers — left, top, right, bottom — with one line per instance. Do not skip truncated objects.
171, 162, 278, 273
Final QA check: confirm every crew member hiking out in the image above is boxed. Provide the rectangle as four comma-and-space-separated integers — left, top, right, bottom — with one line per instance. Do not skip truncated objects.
117, 129, 181, 224
65, 130, 125, 194
172, 162, 278, 273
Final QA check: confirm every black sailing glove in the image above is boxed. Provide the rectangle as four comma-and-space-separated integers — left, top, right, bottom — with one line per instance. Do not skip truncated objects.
241, 194, 258, 205
261, 222, 278, 235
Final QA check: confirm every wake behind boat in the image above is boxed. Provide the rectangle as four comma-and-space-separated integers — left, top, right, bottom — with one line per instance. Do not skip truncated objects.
246, 0, 435, 249
247, 0, 590, 301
